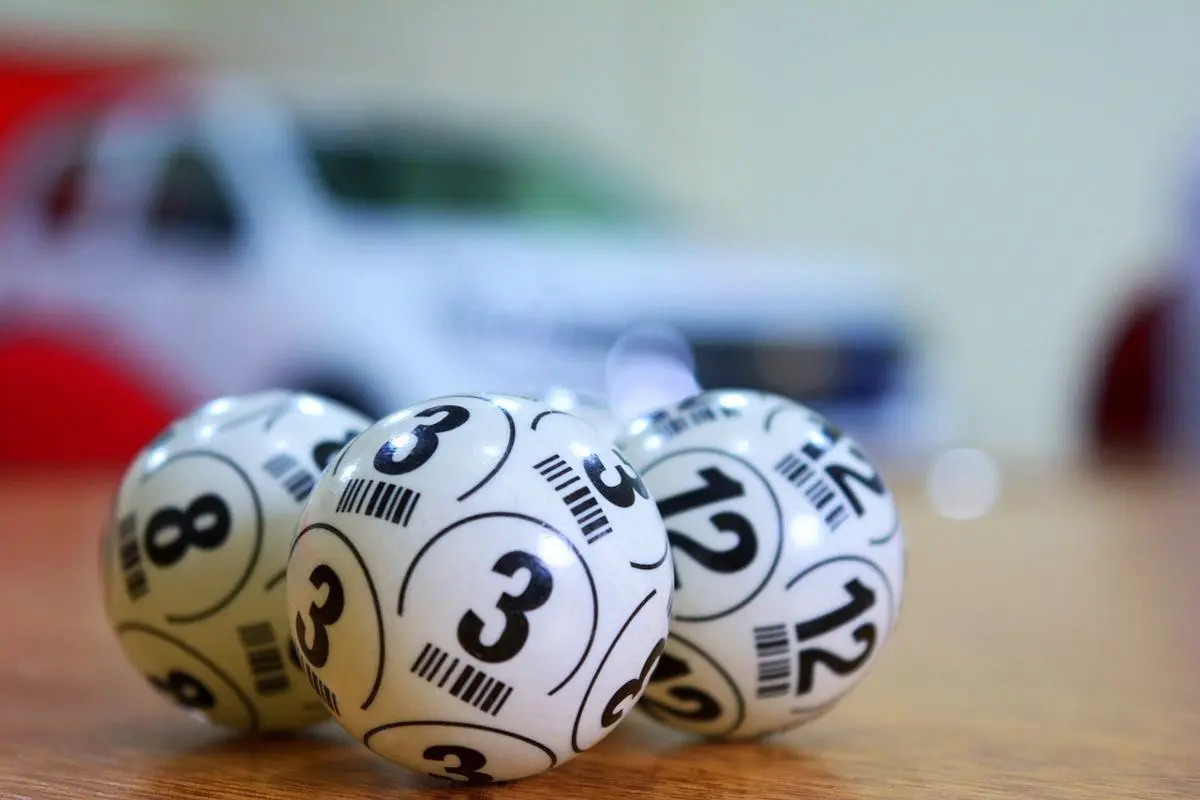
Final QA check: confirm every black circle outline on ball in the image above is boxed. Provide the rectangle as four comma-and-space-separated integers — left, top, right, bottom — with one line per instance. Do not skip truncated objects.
262, 393, 298, 431
137, 449, 264, 625
361, 719, 558, 769
289, 522, 386, 711
629, 541, 669, 571
869, 516, 901, 547
456, 395, 516, 502
263, 568, 286, 593
569, 588, 661, 753
762, 399, 817, 433
530, 409, 570, 430
330, 429, 365, 478
788, 696, 841, 725
638, 630, 746, 738
638, 446, 784, 623
530, 408, 606, 433
209, 391, 295, 435
115, 621, 260, 732
396, 511, 599, 697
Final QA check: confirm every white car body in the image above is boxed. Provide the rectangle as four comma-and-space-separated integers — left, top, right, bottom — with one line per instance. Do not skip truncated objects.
0, 73, 946, 458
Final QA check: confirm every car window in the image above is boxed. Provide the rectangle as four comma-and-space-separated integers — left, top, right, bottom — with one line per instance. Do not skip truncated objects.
424, 151, 516, 211
510, 157, 650, 223
145, 145, 240, 246
304, 136, 517, 212
299, 120, 655, 227
307, 140, 424, 207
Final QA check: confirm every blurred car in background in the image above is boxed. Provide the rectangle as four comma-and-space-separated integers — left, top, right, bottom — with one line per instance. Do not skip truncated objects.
0, 72, 945, 459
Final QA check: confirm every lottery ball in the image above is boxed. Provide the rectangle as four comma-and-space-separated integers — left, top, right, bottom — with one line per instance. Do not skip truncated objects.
285, 393, 673, 783
101, 389, 372, 733
616, 389, 905, 739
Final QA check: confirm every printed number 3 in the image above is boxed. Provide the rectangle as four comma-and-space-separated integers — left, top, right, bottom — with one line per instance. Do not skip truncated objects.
374, 404, 470, 475
457, 551, 553, 664
424, 745, 493, 784
582, 449, 649, 508
601, 638, 665, 727
294, 564, 345, 669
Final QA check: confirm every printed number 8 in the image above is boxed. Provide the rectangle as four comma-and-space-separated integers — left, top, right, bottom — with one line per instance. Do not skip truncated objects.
150, 669, 216, 710
143, 494, 232, 567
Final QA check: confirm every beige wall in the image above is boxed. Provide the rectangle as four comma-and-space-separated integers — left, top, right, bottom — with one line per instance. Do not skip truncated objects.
7, 0, 1200, 462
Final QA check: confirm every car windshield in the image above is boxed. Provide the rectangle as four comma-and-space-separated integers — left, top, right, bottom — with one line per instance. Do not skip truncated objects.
296, 119, 660, 228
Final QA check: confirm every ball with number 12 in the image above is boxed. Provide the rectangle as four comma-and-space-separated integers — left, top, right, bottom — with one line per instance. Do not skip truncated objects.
617, 389, 906, 739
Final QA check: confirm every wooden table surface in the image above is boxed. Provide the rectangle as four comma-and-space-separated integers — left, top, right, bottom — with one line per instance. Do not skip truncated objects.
1, 467, 1198, 799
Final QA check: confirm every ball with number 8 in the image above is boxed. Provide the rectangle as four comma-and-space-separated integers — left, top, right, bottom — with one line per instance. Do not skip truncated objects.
101, 390, 373, 732
285, 393, 673, 783
616, 389, 905, 739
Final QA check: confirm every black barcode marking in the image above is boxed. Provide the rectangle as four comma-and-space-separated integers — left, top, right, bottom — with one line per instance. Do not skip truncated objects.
802, 438, 833, 462
337, 478, 419, 526
238, 621, 291, 696
301, 659, 339, 715
534, 454, 611, 544
826, 505, 850, 530
646, 399, 741, 444
775, 453, 848, 531
410, 642, 513, 716
754, 623, 792, 698
263, 452, 316, 502
117, 513, 148, 600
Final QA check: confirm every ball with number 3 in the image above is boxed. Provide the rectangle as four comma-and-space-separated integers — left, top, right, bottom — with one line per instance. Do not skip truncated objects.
101, 390, 372, 732
285, 393, 673, 783
616, 389, 905, 739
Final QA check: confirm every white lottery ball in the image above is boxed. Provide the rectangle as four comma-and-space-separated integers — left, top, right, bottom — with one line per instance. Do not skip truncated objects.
101, 389, 372, 733
285, 393, 673, 784
616, 389, 905, 739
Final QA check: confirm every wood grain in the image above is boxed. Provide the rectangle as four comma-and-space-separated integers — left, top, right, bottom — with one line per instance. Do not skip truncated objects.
1, 467, 1198, 799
